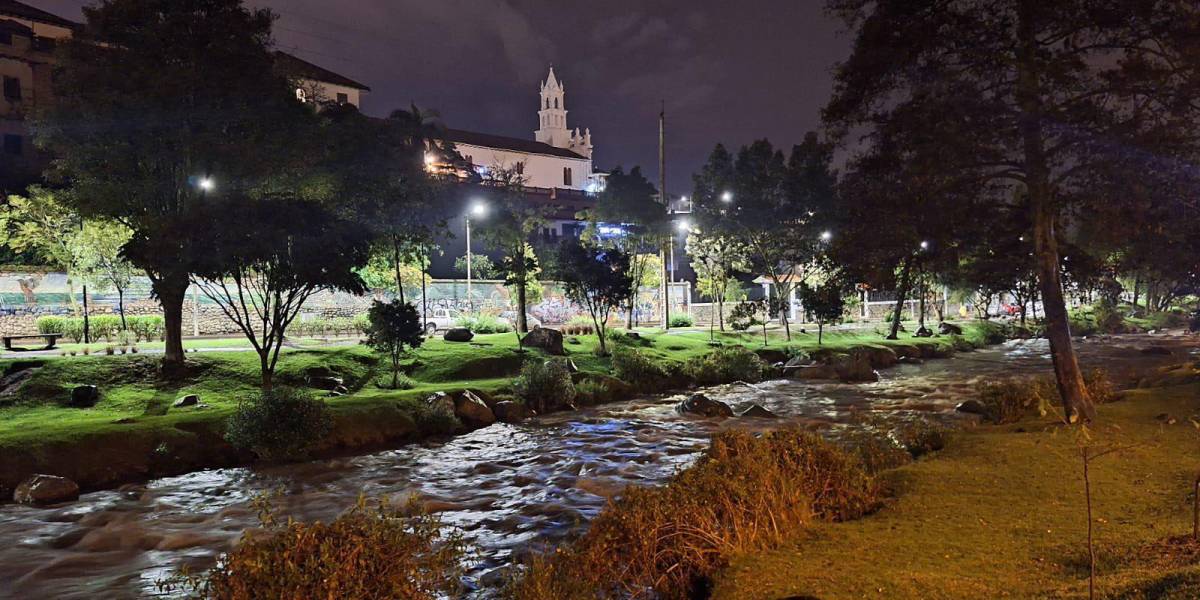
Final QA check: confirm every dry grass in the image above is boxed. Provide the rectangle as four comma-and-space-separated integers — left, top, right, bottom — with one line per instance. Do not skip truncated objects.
977, 368, 1118, 424
507, 430, 879, 600
163, 495, 465, 600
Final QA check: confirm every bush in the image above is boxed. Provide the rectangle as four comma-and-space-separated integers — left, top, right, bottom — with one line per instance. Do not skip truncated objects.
353, 313, 371, 336
414, 399, 459, 435
36, 316, 66, 335
455, 313, 511, 334
128, 315, 165, 342
1093, 300, 1126, 334
668, 314, 695, 328
376, 373, 415, 390
513, 359, 575, 413
63, 317, 85, 343
610, 346, 666, 388
728, 302, 760, 332
508, 430, 879, 599
684, 347, 765, 386
976, 378, 1054, 424
224, 387, 333, 462
168, 496, 464, 599
88, 315, 121, 341
562, 315, 595, 336
574, 379, 608, 406
841, 430, 912, 474
891, 419, 949, 458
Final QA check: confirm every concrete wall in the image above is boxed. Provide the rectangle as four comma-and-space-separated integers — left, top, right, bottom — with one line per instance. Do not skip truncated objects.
455, 142, 592, 191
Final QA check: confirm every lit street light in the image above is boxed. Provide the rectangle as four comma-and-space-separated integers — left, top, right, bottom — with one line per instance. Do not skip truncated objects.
198, 177, 214, 192
720, 190, 733, 203
920, 240, 930, 250
466, 200, 488, 313
820, 230, 832, 242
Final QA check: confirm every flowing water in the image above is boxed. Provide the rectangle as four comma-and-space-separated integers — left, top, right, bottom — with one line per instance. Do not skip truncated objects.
1, 333, 1196, 599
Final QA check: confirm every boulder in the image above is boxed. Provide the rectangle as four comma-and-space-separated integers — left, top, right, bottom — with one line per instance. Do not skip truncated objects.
625, 331, 641, 340
14, 474, 80, 505
172, 394, 200, 408
737, 403, 778, 418
425, 391, 456, 415
522, 327, 565, 355
780, 354, 813, 375
308, 375, 344, 391
443, 328, 474, 343
453, 390, 496, 428
914, 326, 934, 338
493, 400, 532, 424
676, 393, 734, 418
790, 363, 840, 380
755, 348, 791, 365
69, 385, 100, 408
832, 352, 879, 383
938, 322, 964, 335
859, 346, 898, 369
955, 399, 988, 415
891, 344, 922, 360
565, 358, 579, 373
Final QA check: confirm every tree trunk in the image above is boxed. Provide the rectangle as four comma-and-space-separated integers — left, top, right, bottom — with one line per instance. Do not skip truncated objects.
779, 284, 792, 341
917, 277, 927, 332
818, 322, 824, 345
155, 272, 188, 367
393, 239, 405, 305
516, 275, 528, 334
1018, 0, 1093, 423
117, 287, 127, 331
260, 351, 273, 392
887, 258, 912, 340
717, 294, 725, 332
1132, 277, 1140, 309
420, 249, 428, 328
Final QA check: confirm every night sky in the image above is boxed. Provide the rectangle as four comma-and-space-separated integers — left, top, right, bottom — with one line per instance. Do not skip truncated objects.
39, 0, 850, 194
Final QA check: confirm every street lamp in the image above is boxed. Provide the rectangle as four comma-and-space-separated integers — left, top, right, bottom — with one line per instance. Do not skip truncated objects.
198, 177, 214, 192
466, 200, 488, 313
820, 230, 832, 243
920, 240, 930, 250
720, 190, 733, 203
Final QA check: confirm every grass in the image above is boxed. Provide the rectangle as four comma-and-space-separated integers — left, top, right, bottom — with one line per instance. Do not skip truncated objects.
710, 380, 1200, 599
0, 322, 998, 492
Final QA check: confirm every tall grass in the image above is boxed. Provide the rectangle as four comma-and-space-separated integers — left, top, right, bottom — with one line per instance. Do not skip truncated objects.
507, 430, 879, 599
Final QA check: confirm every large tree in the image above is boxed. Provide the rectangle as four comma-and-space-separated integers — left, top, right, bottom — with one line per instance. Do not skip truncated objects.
825, 0, 1200, 423
555, 239, 633, 355
586, 165, 667, 328
476, 168, 551, 334
37, 0, 309, 368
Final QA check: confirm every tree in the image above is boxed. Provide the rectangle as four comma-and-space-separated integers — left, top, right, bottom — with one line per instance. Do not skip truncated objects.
454, 254, 498, 280
555, 240, 633, 355
687, 231, 750, 335
825, 0, 1200, 423
191, 196, 370, 390
798, 276, 847, 345
476, 168, 550, 334
365, 299, 425, 389
587, 166, 668, 328
74, 220, 137, 330
38, 0, 311, 368
0, 187, 82, 313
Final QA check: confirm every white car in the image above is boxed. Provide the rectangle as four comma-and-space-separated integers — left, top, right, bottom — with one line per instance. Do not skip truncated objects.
499, 311, 542, 330
424, 308, 462, 335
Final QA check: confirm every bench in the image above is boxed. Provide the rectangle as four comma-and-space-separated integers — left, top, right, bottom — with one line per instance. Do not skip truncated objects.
3, 333, 64, 351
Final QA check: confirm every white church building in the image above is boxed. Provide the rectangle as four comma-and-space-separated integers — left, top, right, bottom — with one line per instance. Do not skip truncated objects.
440, 67, 604, 193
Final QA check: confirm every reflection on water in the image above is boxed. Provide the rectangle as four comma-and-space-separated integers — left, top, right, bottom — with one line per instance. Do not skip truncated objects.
0, 333, 1195, 599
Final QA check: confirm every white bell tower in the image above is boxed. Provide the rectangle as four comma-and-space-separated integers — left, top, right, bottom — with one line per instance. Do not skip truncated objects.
535, 66, 569, 148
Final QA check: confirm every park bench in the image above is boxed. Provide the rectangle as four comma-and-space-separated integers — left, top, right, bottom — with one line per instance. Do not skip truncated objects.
2, 333, 64, 351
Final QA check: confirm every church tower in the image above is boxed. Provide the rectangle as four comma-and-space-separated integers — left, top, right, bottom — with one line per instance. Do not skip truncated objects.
535, 66, 593, 158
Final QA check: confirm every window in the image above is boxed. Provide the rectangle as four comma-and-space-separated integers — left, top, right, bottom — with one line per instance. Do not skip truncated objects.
3, 76, 20, 101
563, 167, 573, 186
554, 97, 559, 109
336, 92, 348, 104
295, 88, 307, 103
545, 98, 550, 109
515, 162, 524, 174
3, 134, 22, 155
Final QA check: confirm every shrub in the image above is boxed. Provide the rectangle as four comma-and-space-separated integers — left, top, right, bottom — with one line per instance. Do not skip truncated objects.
63, 317, 85, 343
352, 313, 371, 336
976, 378, 1055, 424
1093, 300, 1126, 334
365, 300, 424, 390
891, 419, 949, 458
36, 316, 66, 335
513, 359, 575, 413
508, 430, 879, 599
167, 495, 465, 599
414, 400, 459, 435
455, 313, 511, 334
668, 314, 695, 328
610, 347, 666, 388
574, 379, 608, 406
562, 315, 595, 336
1085, 368, 1117, 404
684, 347, 765, 386
128, 315, 165, 342
224, 387, 333, 462
841, 430, 912, 474
376, 373, 415, 390
608, 329, 650, 347
88, 315, 121, 341
728, 301, 760, 332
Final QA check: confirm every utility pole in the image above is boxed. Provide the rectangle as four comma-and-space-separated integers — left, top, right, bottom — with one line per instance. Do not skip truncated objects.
659, 100, 670, 330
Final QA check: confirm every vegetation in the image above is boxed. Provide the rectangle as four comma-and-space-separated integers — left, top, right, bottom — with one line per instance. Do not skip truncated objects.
454, 313, 511, 334
555, 239, 633, 355
508, 430, 879, 600
166, 495, 464, 599
513, 359, 576, 414
684, 347, 766, 386
224, 387, 333, 462
668, 314, 695, 328
365, 300, 425, 389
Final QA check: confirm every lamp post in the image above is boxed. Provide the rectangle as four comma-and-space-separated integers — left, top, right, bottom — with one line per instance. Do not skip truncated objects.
466, 200, 487, 313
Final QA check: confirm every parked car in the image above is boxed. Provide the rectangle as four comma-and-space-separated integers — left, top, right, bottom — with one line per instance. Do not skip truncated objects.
424, 308, 461, 335
499, 311, 542, 330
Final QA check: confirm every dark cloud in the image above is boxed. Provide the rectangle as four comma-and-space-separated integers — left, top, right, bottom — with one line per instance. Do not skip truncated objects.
39, 0, 850, 193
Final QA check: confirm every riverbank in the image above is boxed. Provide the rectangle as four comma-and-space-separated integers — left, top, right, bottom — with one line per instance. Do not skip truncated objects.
710, 371, 1200, 598
0, 322, 1002, 499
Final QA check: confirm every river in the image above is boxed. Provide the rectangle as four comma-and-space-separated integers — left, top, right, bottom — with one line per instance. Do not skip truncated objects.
0, 333, 1195, 599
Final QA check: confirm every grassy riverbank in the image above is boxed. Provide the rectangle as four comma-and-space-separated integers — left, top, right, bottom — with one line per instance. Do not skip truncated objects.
710, 378, 1200, 599
0, 322, 1000, 497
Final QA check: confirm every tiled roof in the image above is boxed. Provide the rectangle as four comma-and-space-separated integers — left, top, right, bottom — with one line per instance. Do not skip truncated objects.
0, 1, 79, 29
445, 128, 586, 160
273, 51, 371, 91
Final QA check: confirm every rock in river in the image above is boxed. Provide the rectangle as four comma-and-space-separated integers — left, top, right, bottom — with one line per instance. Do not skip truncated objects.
14, 474, 80, 505
676, 393, 734, 418
737, 403, 778, 418
955, 399, 988, 416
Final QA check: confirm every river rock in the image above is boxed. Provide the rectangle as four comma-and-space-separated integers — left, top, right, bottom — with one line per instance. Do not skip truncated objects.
173, 394, 200, 408
676, 393, 734, 418
453, 390, 496, 428
307, 375, 344, 391
426, 391, 456, 415
444, 328, 474, 342
790, 363, 839, 380
914, 326, 934, 338
860, 346, 898, 369
14, 474, 80, 505
493, 400, 532, 424
833, 352, 879, 383
522, 327, 565, 355
956, 399, 988, 415
738, 403, 778, 418
939, 322, 964, 335
69, 385, 100, 408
